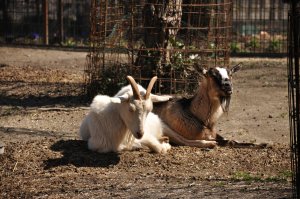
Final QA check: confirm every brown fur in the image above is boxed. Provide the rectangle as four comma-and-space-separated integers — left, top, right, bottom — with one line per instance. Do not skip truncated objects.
153, 65, 241, 148
154, 76, 222, 141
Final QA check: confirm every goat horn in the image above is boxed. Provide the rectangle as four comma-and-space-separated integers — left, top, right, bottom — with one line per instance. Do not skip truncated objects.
145, 76, 158, 100
126, 76, 141, 100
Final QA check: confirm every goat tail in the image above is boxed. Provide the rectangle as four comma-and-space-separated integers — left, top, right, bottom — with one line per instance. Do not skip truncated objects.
162, 123, 217, 149
79, 117, 90, 141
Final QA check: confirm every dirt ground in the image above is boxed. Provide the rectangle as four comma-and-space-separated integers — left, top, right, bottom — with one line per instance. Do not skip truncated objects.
0, 47, 292, 198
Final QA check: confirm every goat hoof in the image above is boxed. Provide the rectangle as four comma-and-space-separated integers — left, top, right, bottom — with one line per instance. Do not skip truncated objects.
208, 141, 217, 148
159, 136, 170, 143
160, 143, 171, 154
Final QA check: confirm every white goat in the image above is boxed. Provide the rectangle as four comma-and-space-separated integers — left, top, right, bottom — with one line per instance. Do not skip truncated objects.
115, 83, 172, 154
79, 76, 158, 153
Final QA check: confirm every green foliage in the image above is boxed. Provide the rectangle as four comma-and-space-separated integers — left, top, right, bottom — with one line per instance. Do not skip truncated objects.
146, 50, 162, 67
87, 64, 130, 98
163, 37, 202, 94
62, 37, 76, 47
232, 171, 262, 182
169, 36, 185, 49
230, 42, 240, 53
245, 37, 259, 49
169, 37, 201, 77
267, 39, 281, 52
169, 37, 185, 70
264, 170, 292, 182
214, 182, 226, 187
231, 171, 292, 182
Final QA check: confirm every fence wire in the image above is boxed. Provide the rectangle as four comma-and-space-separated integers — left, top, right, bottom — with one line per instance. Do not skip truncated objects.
0, 0, 290, 55
0, 0, 90, 46
85, 0, 232, 96
232, 0, 289, 55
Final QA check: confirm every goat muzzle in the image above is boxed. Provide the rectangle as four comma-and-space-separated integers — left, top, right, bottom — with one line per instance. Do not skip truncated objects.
224, 88, 233, 95
221, 80, 233, 95
135, 131, 143, 139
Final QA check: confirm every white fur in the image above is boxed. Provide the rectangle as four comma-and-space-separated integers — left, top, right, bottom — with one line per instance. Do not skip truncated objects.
115, 84, 172, 154
216, 67, 229, 79
79, 93, 152, 153
114, 84, 172, 103
210, 104, 224, 124
120, 112, 171, 154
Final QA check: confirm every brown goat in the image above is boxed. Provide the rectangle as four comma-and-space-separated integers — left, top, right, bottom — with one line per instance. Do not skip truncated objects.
153, 65, 241, 148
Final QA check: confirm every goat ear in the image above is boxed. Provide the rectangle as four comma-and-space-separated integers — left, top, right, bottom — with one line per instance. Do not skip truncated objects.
193, 63, 207, 75
207, 68, 215, 76
201, 68, 208, 75
110, 97, 122, 104
230, 63, 242, 74
114, 94, 129, 103
150, 94, 172, 102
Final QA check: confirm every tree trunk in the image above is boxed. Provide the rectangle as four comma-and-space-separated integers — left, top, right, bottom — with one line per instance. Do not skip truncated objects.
135, 0, 182, 78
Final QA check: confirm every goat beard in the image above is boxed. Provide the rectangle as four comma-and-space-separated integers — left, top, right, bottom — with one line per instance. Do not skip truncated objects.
221, 96, 231, 112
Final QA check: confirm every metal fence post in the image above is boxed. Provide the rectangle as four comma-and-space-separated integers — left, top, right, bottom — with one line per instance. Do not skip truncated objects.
58, 0, 64, 44
43, 0, 49, 45
285, 0, 300, 197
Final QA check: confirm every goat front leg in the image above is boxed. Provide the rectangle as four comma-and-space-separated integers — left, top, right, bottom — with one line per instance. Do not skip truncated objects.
163, 125, 217, 148
196, 128, 217, 141
215, 134, 230, 146
158, 136, 169, 143
141, 134, 171, 154
215, 134, 268, 149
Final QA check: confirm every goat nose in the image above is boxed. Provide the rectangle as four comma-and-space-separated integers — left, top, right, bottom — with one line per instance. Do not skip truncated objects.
225, 84, 232, 90
222, 81, 232, 93
224, 82, 231, 88
136, 131, 143, 139
222, 78, 230, 84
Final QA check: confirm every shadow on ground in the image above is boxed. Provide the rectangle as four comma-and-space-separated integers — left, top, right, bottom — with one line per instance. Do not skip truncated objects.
44, 140, 120, 169
0, 80, 89, 107
0, 126, 62, 138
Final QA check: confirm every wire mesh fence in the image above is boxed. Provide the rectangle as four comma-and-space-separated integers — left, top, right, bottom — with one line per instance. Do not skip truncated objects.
0, 0, 290, 55
287, 0, 300, 197
85, 0, 232, 96
0, 0, 90, 46
232, 0, 289, 55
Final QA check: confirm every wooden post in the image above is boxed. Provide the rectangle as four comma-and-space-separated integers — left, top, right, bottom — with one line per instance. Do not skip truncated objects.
43, 0, 49, 45
58, 0, 64, 44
